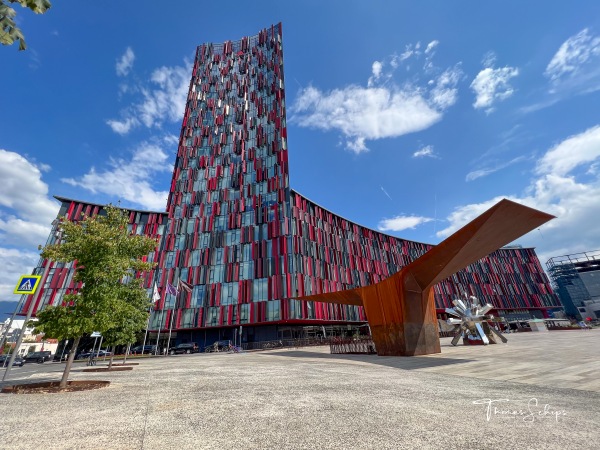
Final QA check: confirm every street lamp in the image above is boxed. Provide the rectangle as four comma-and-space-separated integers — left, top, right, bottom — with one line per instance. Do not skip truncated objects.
3, 219, 62, 381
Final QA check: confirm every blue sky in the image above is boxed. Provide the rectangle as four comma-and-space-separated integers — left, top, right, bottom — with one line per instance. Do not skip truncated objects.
2, 1, 600, 302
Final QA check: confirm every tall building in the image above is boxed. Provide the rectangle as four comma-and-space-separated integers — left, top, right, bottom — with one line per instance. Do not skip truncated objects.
21, 24, 561, 348
547, 250, 600, 320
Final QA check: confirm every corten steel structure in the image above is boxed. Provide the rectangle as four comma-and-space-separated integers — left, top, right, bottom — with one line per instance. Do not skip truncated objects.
297, 200, 555, 356
21, 24, 561, 349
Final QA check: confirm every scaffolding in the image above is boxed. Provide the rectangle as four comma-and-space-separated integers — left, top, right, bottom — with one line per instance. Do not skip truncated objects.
546, 250, 600, 319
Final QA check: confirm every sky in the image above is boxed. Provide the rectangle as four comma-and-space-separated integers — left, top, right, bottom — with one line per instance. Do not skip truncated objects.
2, 1, 600, 303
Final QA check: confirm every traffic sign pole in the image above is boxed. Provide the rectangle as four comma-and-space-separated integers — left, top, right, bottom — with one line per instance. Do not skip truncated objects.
3, 270, 48, 380
3, 222, 61, 381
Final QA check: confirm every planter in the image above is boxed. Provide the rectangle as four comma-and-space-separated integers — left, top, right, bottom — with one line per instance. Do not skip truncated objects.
82, 366, 133, 372
1, 380, 109, 394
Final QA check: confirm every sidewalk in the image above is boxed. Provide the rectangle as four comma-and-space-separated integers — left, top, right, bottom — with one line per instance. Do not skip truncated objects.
1, 331, 598, 449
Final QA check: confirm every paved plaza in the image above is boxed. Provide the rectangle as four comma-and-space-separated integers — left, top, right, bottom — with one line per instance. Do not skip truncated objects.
0, 331, 598, 449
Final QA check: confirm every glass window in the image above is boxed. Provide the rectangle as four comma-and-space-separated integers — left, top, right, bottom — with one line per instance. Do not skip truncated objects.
192, 285, 206, 307
239, 304, 249, 324
165, 252, 176, 269
209, 265, 223, 283
191, 250, 200, 266
253, 278, 268, 301
187, 219, 196, 234
266, 300, 280, 321
206, 307, 220, 327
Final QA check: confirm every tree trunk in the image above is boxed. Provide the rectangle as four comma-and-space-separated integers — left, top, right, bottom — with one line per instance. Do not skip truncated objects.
60, 335, 81, 390
123, 343, 130, 364
108, 346, 115, 369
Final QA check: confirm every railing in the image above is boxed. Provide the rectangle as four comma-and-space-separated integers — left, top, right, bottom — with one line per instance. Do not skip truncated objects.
240, 337, 337, 351
239, 332, 462, 353
329, 337, 376, 355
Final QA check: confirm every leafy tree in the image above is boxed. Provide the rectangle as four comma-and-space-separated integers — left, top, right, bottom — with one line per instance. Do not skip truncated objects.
32, 205, 157, 389
100, 285, 150, 369
1, 0, 51, 50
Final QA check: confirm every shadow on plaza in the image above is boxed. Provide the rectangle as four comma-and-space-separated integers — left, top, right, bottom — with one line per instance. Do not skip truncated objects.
269, 349, 474, 371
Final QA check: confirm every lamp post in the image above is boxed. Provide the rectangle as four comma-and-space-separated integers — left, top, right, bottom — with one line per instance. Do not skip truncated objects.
59, 339, 69, 362
3, 220, 62, 381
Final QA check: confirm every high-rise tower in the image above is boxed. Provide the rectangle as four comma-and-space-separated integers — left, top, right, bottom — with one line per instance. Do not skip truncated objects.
22, 24, 561, 349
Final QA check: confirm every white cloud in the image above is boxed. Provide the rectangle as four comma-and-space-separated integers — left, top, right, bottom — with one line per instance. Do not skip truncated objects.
522, 29, 600, 113
545, 28, 600, 84
107, 117, 139, 135
108, 61, 192, 134
378, 215, 433, 232
368, 61, 383, 87
429, 65, 462, 110
470, 66, 519, 112
291, 85, 443, 154
0, 150, 59, 299
0, 150, 59, 247
425, 40, 439, 55
481, 51, 497, 68
423, 40, 440, 73
0, 248, 41, 301
61, 138, 172, 210
413, 145, 437, 158
536, 125, 600, 176
466, 155, 527, 181
290, 48, 461, 154
116, 47, 135, 77
437, 124, 600, 265
372, 61, 382, 78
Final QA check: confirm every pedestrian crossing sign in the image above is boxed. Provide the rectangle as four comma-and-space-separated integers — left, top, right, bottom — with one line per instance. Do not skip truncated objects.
14, 275, 42, 295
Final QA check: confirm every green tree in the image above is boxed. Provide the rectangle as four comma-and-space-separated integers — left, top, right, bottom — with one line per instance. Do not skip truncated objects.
32, 205, 157, 389
1, 0, 51, 50
101, 285, 150, 369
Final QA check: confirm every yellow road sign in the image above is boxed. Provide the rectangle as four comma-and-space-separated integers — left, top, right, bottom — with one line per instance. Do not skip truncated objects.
14, 275, 42, 295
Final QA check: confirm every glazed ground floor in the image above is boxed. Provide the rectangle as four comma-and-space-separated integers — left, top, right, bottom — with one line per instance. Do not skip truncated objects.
148, 322, 369, 352
147, 305, 560, 351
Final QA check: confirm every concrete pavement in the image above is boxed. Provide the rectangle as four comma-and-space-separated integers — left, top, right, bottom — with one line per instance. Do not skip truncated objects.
0, 331, 598, 449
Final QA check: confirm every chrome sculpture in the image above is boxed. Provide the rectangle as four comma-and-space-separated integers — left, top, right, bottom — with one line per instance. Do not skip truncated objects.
446, 295, 507, 346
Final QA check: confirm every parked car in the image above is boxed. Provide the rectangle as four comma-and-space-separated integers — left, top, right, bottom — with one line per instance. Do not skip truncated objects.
131, 345, 157, 354
24, 351, 53, 363
169, 343, 199, 355
0, 355, 25, 367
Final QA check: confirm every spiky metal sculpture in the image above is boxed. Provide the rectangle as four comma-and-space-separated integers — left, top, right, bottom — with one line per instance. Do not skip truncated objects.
445, 295, 507, 346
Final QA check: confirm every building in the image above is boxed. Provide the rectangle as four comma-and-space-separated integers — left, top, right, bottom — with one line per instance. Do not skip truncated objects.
547, 250, 600, 320
17, 197, 167, 315
20, 24, 561, 349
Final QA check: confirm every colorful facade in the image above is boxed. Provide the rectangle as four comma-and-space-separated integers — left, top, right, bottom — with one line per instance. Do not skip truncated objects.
23, 24, 561, 346
18, 196, 167, 316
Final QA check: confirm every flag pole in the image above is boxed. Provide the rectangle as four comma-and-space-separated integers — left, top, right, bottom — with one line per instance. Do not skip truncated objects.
166, 296, 176, 356
154, 284, 167, 356
143, 283, 160, 356
141, 313, 151, 356
165, 280, 181, 356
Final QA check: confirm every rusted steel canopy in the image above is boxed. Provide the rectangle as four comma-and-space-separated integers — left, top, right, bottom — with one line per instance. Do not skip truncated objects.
296, 199, 555, 356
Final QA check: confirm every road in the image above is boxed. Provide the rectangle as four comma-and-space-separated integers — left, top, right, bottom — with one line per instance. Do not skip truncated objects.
0, 356, 120, 381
